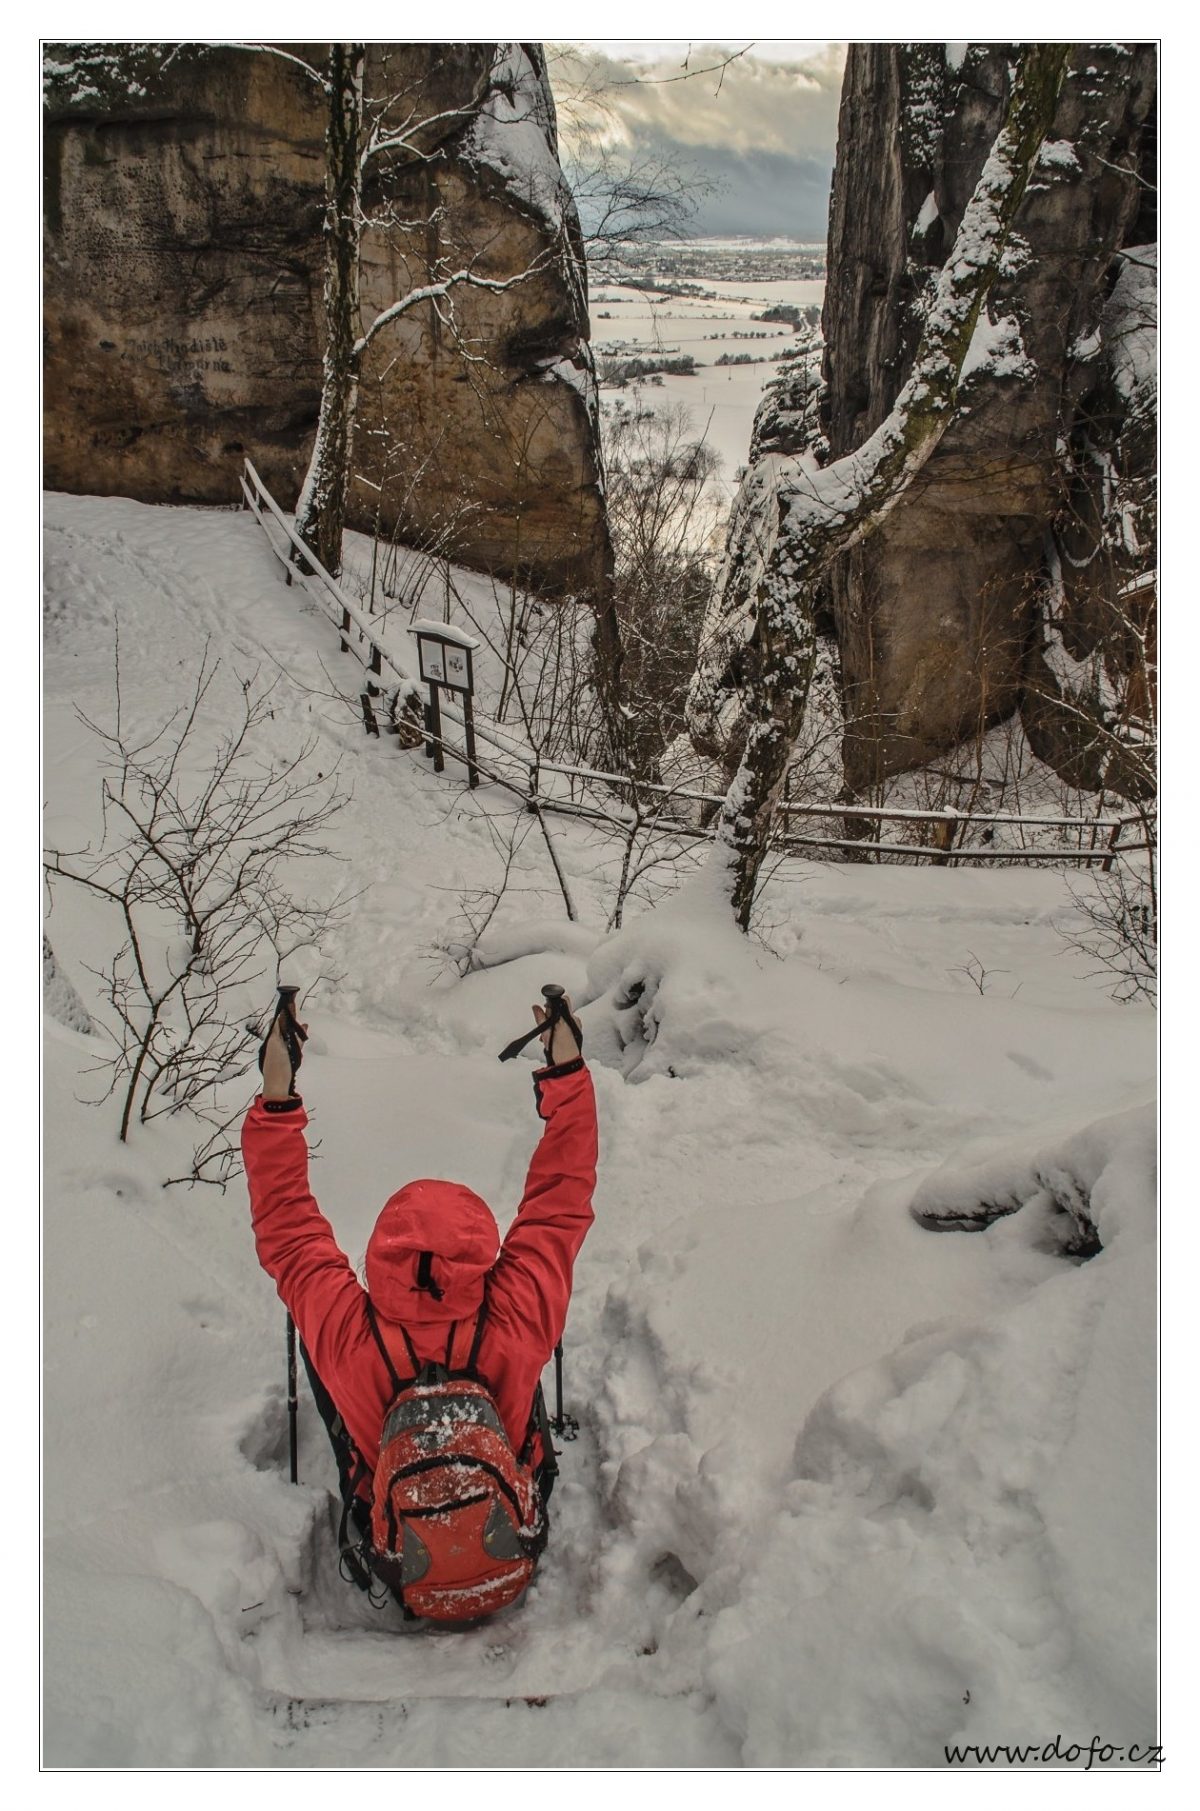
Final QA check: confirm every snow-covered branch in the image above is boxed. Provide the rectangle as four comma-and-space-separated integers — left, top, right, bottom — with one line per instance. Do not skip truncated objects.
361, 104, 478, 170
164, 41, 330, 93
354, 258, 547, 359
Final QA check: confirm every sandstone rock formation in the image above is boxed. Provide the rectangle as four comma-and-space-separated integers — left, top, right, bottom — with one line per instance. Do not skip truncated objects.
688, 43, 1156, 803
43, 42, 610, 599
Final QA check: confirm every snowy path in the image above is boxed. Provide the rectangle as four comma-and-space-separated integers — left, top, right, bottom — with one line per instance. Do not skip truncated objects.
42, 496, 1156, 1767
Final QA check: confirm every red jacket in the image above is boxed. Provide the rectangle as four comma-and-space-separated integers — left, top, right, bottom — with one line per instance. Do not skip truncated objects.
242, 1059, 597, 1478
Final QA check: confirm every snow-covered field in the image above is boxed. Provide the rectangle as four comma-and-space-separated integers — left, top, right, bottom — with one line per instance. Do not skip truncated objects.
42, 493, 1157, 1770
594, 275, 825, 499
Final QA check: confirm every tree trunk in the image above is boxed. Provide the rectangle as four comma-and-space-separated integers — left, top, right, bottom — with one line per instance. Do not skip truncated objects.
294, 44, 365, 578
712, 43, 1073, 930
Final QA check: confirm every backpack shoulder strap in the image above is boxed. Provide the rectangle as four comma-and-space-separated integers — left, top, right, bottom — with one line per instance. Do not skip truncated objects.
465, 1292, 489, 1378
365, 1297, 418, 1391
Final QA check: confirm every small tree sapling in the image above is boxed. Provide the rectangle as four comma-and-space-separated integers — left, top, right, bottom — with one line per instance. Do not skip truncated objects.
44, 640, 350, 1180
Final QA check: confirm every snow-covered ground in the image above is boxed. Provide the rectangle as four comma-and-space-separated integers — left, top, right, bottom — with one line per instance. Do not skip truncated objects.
42, 493, 1157, 1769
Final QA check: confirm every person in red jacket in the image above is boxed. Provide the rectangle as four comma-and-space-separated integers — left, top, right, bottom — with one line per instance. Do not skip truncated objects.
242, 993, 597, 1601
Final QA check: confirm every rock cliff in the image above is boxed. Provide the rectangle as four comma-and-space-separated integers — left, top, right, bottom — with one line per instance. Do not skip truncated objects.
43, 42, 610, 598
688, 43, 1156, 802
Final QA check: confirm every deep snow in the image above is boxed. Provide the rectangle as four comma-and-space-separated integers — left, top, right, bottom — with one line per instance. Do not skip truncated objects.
41, 492, 1157, 1771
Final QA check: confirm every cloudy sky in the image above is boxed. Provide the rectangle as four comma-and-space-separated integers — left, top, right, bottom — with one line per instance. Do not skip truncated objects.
548, 40, 847, 239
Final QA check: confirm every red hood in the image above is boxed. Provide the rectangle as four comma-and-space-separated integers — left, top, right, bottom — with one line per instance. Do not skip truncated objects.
364, 1179, 499, 1324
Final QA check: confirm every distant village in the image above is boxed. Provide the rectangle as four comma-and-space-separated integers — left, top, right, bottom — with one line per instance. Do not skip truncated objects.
600, 239, 827, 290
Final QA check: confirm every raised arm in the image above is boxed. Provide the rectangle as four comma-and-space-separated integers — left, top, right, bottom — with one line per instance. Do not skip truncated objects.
241, 1014, 367, 1384
489, 1000, 598, 1359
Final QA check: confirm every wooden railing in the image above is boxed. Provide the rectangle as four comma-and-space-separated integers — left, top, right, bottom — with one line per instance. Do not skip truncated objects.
240, 458, 1153, 875
240, 458, 422, 737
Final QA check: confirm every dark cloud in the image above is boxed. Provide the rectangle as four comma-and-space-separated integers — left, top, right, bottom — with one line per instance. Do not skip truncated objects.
550, 41, 844, 240
656, 138, 834, 239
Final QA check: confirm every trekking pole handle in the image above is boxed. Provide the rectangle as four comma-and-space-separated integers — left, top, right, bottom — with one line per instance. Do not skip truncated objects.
260, 984, 308, 1096
497, 982, 581, 1062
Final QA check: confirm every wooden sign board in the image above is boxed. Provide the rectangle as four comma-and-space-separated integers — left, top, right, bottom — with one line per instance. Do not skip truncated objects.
414, 629, 475, 695
442, 643, 472, 693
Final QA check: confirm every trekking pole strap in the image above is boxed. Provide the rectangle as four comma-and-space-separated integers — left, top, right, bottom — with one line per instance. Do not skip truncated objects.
496, 1019, 551, 1063
497, 985, 583, 1063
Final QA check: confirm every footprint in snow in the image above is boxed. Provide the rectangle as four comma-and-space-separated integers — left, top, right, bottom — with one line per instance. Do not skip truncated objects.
1006, 1050, 1054, 1082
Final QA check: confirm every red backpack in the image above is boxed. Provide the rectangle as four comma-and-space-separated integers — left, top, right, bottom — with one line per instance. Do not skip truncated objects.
353, 1297, 548, 1625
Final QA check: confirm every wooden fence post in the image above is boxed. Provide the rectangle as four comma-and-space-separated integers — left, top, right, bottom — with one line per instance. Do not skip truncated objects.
463, 691, 479, 789
429, 681, 444, 774
1100, 820, 1122, 874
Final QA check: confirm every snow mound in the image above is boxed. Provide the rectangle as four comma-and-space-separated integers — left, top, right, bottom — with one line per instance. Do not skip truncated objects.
909, 1100, 1154, 1255
583, 875, 767, 1078
676, 1106, 1157, 1762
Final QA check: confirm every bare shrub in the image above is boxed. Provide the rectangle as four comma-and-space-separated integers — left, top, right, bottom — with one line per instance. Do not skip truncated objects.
44, 640, 350, 1181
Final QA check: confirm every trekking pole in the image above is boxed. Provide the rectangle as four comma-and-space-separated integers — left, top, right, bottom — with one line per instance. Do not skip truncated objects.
551, 1340, 579, 1442
286, 1313, 299, 1485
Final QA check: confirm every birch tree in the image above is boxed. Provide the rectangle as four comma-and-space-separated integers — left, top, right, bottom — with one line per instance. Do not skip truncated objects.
286, 44, 560, 578
707, 44, 1072, 929
190, 43, 555, 577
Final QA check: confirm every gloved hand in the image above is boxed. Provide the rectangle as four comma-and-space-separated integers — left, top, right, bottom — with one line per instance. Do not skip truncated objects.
532, 992, 583, 1067
258, 998, 308, 1100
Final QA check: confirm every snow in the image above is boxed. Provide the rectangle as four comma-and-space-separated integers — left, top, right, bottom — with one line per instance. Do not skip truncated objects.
1037, 139, 1082, 176
42, 493, 1157, 1768
537, 354, 592, 398
461, 45, 571, 235
1102, 244, 1157, 409
409, 618, 479, 650
1038, 541, 1121, 717
962, 309, 1037, 383
915, 188, 940, 235
43, 934, 94, 1034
